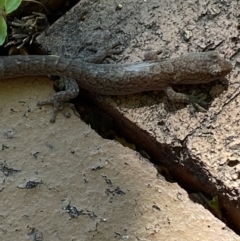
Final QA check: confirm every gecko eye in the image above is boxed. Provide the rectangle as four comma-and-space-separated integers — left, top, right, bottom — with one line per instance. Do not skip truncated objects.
210, 65, 221, 76
212, 69, 220, 74
209, 51, 219, 59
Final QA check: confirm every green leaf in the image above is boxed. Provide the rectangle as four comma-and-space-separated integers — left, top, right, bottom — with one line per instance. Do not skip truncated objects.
0, 16, 7, 45
0, 0, 5, 18
0, 8, 5, 19
0, 0, 5, 8
5, 0, 22, 14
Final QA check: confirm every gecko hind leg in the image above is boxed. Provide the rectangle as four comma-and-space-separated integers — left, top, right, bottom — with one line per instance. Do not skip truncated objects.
37, 76, 79, 123
85, 39, 124, 63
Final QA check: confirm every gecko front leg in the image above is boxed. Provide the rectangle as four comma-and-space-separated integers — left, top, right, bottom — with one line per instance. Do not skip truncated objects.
144, 50, 209, 111
163, 86, 207, 112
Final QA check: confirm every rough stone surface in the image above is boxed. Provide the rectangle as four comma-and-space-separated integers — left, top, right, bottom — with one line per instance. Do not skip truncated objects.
36, 0, 240, 231
0, 77, 240, 240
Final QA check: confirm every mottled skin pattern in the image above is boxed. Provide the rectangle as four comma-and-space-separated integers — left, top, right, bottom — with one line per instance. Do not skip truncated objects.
0, 51, 232, 122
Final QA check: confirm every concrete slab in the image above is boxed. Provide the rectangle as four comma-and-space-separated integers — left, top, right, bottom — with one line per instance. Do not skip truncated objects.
0, 77, 239, 240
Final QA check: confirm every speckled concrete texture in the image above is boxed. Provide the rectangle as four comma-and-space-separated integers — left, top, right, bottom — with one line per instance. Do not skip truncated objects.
0, 77, 239, 241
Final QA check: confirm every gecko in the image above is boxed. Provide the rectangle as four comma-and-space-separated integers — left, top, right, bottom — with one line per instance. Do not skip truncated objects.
0, 51, 232, 122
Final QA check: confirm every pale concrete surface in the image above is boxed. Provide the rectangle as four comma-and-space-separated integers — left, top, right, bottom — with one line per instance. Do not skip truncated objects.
0, 78, 239, 240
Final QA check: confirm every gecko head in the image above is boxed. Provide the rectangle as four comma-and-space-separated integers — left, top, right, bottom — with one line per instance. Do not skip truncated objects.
217, 56, 233, 77
177, 52, 233, 85
207, 51, 232, 78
